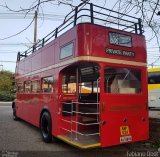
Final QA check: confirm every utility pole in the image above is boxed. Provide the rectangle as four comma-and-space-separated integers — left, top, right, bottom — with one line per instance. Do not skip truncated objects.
34, 10, 38, 49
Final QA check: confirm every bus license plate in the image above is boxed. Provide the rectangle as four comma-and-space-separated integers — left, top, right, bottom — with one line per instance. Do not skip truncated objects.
120, 126, 130, 135
120, 136, 132, 143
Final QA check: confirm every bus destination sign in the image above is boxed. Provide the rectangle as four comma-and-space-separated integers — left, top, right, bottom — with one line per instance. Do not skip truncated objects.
106, 48, 135, 58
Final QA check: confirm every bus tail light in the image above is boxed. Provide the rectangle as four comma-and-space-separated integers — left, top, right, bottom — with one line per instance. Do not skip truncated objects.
142, 117, 146, 122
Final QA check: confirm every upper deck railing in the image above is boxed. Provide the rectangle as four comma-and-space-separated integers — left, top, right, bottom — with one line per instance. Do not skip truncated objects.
17, 2, 143, 61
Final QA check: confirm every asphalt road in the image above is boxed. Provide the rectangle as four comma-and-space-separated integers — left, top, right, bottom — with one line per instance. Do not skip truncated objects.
0, 102, 159, 157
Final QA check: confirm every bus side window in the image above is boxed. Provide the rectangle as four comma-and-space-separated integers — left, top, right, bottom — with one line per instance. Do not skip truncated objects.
42, 76, 53, 93
148, 72, 160, 84
32, 80, 40, 93
62, 75, 76, 94
17, 83, 24, 93
60, 42, 73, 59
25, 81, 31, 93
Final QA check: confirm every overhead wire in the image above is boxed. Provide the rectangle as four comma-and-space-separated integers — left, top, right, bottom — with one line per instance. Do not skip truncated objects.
0, 12, 66, 21
0, 61, 16, 63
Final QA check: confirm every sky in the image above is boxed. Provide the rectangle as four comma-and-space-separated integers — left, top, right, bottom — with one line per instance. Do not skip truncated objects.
0, 0, 159, 72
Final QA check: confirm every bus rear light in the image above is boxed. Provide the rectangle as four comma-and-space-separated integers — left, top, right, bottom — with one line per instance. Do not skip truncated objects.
142, 117, 146, 122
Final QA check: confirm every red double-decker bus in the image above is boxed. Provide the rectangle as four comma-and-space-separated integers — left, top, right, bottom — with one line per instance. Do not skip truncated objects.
13, 3, 149, 148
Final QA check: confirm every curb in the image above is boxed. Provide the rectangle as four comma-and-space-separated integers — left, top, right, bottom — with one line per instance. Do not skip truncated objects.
0, 102, 12, 104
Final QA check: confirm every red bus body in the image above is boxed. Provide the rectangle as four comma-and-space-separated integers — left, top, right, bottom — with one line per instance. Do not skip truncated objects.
15, 3, 148, 148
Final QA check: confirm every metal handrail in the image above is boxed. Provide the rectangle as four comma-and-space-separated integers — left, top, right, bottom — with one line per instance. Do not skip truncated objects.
93, 3, 139, 20
73, 111, 99, 115
61, 127, 72, 133
62, 110, 99, 115
72, 130, 100, 136
17, 2, 143, 61
61, 99, 100, 140
62, 101, 100, 105
60, 127, 100, 136
72, 120, 100, 126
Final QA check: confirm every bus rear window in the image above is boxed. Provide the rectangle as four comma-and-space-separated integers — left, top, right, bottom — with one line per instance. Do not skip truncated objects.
148, 72, 160, 84
109, 32, 132, 47
104, 67, 141, 94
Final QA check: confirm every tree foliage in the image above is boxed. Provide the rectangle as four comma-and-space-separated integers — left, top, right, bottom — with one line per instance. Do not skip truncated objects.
0, 70, 15, 101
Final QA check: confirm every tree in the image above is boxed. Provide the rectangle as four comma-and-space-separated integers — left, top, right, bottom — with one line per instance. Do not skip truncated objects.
114, 0, 160, 66
0, 70, 15, 101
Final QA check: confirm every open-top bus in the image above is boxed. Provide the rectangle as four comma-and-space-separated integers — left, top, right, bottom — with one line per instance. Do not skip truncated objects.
148, 68, 160, 109
13, 3, 149, 148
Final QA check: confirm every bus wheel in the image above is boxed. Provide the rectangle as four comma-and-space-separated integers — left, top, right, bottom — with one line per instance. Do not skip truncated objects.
40, 112, 52, 143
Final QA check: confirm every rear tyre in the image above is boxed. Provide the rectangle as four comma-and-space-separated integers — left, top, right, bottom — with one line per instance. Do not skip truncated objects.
40, 112, 52, 143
